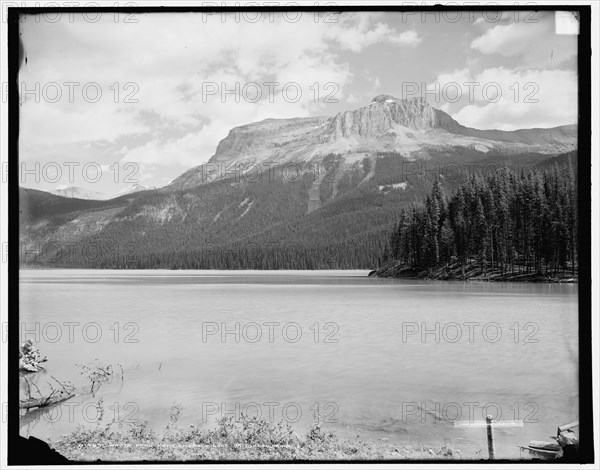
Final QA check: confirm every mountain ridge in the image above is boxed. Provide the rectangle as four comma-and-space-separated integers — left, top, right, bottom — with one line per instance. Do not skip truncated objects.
42, 184, 157, 201
171, 96, 575, 190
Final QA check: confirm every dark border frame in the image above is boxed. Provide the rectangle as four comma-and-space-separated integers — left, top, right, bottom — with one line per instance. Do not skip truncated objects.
7, 4, 594, 465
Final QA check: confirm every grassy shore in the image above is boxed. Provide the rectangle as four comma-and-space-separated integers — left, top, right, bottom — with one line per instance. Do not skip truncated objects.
49, 413, 458, 461
370, 260, 577, 283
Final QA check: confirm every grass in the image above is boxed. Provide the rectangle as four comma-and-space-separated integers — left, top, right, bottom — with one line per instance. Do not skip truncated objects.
49, 404, 459, 461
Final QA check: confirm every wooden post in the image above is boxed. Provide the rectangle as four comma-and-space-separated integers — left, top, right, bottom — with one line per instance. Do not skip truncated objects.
486, 415, 496, 460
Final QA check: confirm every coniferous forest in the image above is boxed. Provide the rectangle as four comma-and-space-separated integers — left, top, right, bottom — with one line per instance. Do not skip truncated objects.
20, 154, 579, 275
378, 161, 578, 280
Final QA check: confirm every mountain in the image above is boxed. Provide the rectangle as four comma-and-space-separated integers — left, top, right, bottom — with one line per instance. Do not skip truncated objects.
50, 186, 108, 200
172, 96, 575, 189
19, 96, 577, 269
113, 183, 156, 197
47, 184, 157, 201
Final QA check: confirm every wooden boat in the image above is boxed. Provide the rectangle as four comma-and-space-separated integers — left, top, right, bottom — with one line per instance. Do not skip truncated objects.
518, 421, 579, 460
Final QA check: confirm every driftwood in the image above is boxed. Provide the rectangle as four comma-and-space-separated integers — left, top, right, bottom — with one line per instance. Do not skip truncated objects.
20, 362, 122, 415
20, 393, 75, 410
20, 359, 123, 426
20, 373, 75, 410
19, 342, 75, 411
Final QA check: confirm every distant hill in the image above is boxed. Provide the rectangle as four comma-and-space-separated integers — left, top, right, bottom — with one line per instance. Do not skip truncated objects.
50, 186, 108, 200
47, 184, 157, 201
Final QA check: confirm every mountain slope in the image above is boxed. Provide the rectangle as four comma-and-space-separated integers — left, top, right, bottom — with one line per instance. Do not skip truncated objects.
19, 96, 577, 269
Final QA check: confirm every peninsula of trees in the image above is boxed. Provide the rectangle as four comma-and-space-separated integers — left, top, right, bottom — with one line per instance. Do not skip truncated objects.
372, 161, 578, 282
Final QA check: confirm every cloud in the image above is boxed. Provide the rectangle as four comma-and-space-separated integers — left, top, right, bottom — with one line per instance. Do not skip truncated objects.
470, 16, 577, 68
324, 13, 421, 52
19, 98, 147, 147
21, 11, 417, 170
430, 67, 578, 130
389, 30, 422, 47
119, 120, 232, 170
21, 12, 401, 150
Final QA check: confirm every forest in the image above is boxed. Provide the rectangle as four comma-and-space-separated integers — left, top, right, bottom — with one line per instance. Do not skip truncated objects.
381, 161, 578, 278
20, 152, 578, 272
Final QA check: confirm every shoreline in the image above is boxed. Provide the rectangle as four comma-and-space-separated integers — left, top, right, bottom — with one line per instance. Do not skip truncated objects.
19, 266, 373, 272
369, 261, 578, 283
45, 415, 459, 462
19, 265, 578, 283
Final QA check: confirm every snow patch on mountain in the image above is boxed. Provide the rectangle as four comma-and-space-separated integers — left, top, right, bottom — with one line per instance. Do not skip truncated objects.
51, 186, 108, 200
378, 182, 408, 192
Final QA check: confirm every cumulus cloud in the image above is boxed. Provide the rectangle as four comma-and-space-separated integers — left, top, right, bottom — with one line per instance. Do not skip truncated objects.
429, 67, 577, 130
470, 15, 577, 68
120, 120, 233, 169
327, 14, 421, 52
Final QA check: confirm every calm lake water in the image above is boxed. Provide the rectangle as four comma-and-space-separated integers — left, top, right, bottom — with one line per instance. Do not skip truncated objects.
19, 270, 578, 460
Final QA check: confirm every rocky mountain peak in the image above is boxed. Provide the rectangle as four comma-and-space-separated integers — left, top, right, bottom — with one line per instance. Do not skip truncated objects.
371, 94, 400, 103
327, 96, 437, 139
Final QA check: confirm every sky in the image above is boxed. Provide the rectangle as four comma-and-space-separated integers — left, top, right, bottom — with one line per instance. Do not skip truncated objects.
17, 9, 579, 195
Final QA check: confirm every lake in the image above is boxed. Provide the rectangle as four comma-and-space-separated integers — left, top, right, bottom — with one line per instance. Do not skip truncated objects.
18, 270, 579, 460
